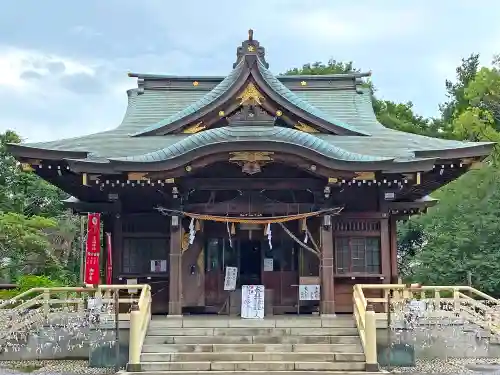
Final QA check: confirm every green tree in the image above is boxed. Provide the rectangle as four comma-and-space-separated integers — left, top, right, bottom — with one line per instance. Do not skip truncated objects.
405, 166, 500, 295
440, 53, 481, 124
0, 130, 79, 283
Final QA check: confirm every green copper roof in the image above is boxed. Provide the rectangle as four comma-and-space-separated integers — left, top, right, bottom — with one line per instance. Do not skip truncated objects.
257, 60, 369, 135
131, 61, 244, 136
111, 126, 391, 163
17, 88, 492, 163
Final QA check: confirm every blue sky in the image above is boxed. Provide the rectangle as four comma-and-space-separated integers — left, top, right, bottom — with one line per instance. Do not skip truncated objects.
0, 0, 498, 142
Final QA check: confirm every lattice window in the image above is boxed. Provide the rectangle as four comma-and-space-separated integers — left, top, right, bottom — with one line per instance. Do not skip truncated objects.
122, 237, 170, 274
335, 237, 381, 274
333, 220, 380, 232
122, 214, 170, 233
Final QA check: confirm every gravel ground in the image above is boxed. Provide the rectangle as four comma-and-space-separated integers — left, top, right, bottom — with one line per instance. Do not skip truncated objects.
0, 360, 116, 375
1, 358, 500, 374
387, 358, 500, 374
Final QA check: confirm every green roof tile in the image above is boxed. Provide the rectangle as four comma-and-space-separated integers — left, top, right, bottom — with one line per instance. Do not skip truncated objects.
111, 126, 391, 163
131, 62, 244, 136
257, 60, 369, 135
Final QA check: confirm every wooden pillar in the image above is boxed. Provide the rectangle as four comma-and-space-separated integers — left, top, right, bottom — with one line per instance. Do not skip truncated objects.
112, 210, 123, 282
102, 214, 111, 285
168, 217, 182, 316
320, 215, 335, 315
380, 216, 391, 282
389, 216, 398, 281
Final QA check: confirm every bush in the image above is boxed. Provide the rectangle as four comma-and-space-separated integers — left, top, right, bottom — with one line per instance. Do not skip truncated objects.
0, 275, 66, 302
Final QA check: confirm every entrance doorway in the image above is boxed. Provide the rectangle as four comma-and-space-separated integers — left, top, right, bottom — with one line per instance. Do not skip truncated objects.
239, 240, 262, 286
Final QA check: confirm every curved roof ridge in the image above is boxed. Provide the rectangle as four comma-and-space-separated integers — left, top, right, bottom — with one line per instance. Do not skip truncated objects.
110, 125, 391, 163
130, 62, 245, 136
256, 60, 370, 136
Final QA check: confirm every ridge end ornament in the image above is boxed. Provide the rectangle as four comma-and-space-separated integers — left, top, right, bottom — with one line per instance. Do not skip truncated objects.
237, 82, 265, 106
229, 151, 274, 175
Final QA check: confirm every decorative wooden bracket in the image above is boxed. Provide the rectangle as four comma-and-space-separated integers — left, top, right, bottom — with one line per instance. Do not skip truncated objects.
229, 151, 273, 175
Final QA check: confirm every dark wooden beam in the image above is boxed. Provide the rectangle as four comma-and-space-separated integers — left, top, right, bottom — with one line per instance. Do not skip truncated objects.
184, 202, 322, 215
179, 178, 325, 190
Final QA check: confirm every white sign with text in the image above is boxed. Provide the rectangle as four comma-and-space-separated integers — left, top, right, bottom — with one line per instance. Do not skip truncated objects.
224, 266, 238, 291
299, 284, 321, 301
241, 285, 265, 319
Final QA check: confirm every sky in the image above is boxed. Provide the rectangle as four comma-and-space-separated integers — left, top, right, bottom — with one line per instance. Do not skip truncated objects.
0, 0, 499, 143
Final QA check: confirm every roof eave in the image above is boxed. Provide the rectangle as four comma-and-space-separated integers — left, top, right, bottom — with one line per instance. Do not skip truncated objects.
413, 142, 495, 159
7, 143, 88, 161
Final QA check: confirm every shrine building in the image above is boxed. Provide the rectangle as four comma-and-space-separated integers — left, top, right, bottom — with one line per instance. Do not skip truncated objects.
8, 31, 493, 316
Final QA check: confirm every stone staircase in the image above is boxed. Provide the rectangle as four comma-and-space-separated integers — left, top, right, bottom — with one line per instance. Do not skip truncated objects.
124, 315, 378, 375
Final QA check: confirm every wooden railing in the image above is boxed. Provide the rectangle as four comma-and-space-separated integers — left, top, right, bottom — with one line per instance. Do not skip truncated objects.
353, 284, 500, 368
352, 285, 378, 371
0, 284, 152, 365
127, 285, 152, 371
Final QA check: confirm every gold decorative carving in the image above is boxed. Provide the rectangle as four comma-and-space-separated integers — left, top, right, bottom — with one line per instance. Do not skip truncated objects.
237, 82, 265, 106
127, 172, 149, 181
192, 81, 199, 86
354, 172, 375, 180
229, 151, 274, 175
219, 110, 225, 117
295, 121, 319, 133
82, 173, 88, 186
182, 122, 206, 134
328, 177, 339, 184
21, 163, 34, 172
300, 81, 307, 86
276, 110, 283, 117
181, 232, 189, 252
247, 45, 255, 52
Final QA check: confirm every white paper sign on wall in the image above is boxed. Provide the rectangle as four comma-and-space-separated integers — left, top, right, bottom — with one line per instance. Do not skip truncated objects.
299, 284, 321, 301
263, 258, 274, 272
224, 266, 238, 291
241, 285, 265, 319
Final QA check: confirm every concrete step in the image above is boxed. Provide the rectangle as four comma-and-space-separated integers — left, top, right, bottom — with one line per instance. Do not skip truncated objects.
144, 335, 361, 345
140, 352, 365, 362
146, 327, 359, 336
139, 361, 366, 371
125, 372, 379, 375
148, 318, 356, 329
141, 343, 363, 353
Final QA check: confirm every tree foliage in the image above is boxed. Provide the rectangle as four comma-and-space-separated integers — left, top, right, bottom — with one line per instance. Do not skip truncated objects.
0, 132, 80, 284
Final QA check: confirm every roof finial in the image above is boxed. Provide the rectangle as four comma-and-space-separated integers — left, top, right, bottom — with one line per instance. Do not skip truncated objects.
248, 29, 254, 41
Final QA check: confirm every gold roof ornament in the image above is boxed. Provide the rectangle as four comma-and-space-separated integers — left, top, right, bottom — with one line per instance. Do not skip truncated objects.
192, 81, 199, 86
229, 151, 274, 175
247, 45, 255, 52
300, 81, 307, 86
237, 82, 265, 106
218, 110, 225, 117
276, 110, 283, 117
295, 121, 319, 133
182, 122, 206, 134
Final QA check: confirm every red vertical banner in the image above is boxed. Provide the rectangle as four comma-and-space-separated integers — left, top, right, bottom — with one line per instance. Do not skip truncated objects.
106, 232, 113, 284
84, 213, 101, 285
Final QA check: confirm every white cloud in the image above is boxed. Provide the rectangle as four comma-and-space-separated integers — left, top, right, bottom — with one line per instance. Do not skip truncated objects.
0, 47, 95, 91
285, 4, 426, 44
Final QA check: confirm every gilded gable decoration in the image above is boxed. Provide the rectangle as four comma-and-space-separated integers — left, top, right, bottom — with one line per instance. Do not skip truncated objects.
295, 121, 319, 133
237, 82, 265, 106
182, 122, 206, 134
229, 151, 273, 175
